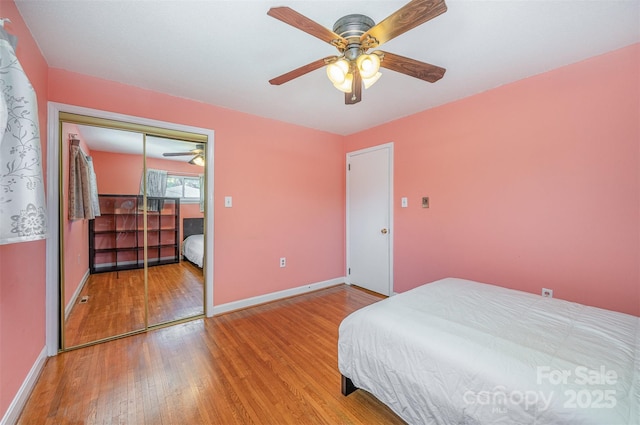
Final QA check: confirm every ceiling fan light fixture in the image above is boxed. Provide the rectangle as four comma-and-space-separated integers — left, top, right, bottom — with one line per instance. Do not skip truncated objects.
356, 53, 381, 79
326, 58, 350, 84
363, 71, 382, 89
189, 154, 205, 167
333, 72, 353, 93
267, 1, 448, 105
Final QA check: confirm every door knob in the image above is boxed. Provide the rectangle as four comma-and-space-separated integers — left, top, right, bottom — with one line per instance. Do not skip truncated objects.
381, 228, 388, 234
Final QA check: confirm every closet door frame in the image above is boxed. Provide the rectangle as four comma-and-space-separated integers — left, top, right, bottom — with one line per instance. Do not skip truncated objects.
45, 102, 215, 355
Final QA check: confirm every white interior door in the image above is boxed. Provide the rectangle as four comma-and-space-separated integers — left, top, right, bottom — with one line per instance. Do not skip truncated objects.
347, 143, 393, 296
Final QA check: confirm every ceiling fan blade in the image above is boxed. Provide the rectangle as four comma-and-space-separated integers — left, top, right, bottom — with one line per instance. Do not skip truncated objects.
378, 51, 445, 83
361, 0, 447, 47
268, 7, 347, 47
269, 56, 336, 86
345, 69, 362, 105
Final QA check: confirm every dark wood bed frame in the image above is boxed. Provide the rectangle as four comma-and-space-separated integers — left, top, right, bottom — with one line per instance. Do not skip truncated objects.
183, 217, 204, 241
341, 375, 358, 396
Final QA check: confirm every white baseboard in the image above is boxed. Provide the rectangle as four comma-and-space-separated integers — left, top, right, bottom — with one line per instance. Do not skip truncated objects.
65, 269, 90, 319
1, 346, 47, 425
212, 277, 346, 315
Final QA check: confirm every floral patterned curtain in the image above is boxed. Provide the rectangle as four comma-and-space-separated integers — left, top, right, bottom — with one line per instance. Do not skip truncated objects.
0, 19, 46, 244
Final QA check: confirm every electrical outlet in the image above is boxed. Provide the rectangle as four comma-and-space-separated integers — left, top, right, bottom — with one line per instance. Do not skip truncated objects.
542, 288, 553, 298
279, 257, 286, 268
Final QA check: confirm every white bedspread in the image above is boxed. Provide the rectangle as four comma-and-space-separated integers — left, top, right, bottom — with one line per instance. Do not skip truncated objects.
181, 234, 203, 268
338, 278, 639, 425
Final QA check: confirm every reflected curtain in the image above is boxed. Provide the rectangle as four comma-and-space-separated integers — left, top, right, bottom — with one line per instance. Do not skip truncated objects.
87, 157, 101, 216
0, 19, 47, 244
199, 174, 204, 212
140, 169, 167, 212
69, 144, 97, 220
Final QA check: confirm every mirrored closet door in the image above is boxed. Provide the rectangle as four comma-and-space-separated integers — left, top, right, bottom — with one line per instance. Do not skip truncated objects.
145, 136, 206, 327
59, 113, 207, 350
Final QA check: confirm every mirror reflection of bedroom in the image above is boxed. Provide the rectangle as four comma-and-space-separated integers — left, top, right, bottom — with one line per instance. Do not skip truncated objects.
60, 116, 206, 350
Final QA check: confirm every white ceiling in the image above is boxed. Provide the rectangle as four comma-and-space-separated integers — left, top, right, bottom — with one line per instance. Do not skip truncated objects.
75, 124, 201, 162
15, 0, 640, 136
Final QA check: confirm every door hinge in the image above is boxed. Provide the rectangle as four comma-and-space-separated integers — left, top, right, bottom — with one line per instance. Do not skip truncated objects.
348, 267, 351, 275
348, 163, 350, 171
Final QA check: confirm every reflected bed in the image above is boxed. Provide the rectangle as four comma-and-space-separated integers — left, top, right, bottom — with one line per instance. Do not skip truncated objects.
182, 217, 203, 268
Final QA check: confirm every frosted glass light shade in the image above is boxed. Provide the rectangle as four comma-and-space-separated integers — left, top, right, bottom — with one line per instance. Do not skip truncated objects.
356, 54, 381, 79
326, 59, 350, 84
363, 72, 382, 89
333, 72, 353, 93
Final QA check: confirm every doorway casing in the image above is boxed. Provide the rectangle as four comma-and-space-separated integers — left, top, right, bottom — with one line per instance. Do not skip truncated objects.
345, 142, 394, 296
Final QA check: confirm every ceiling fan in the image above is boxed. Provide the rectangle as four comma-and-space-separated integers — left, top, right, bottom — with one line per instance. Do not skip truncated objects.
267, 0, 447, 105
162, 144, 205, 166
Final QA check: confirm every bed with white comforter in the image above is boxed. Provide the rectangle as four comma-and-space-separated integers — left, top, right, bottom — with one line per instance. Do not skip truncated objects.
181, 234, 203, 268
338, 277, 639, 425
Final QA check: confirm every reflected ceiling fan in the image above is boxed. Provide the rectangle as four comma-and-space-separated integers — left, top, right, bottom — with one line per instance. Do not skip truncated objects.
162, 144, 205, 166
267, 0, 447, 105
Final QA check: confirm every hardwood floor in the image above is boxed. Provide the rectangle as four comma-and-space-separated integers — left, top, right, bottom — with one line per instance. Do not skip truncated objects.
64, 261, 204, 348
147, 260, 204, 325
64, 268, 146, 347
19, 285, 407, 424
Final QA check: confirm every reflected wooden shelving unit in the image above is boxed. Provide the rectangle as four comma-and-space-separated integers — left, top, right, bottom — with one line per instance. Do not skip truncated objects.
89, 194, 180, 274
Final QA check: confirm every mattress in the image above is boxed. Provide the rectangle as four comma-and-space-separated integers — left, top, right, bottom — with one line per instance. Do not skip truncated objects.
181, 234, 203, 268
338, 277, 639, 425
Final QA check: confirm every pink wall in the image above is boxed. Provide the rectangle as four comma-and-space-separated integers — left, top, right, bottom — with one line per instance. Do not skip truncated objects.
90, 150, 204, 240
47, 69, 347, 306
91, 150, 142, 194
346, 44, 640, 316
91, 150, 203, 195
0, 0, 50, 417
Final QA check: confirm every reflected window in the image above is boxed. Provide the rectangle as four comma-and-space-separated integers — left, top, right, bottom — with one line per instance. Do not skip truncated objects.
166, 175, 201, 203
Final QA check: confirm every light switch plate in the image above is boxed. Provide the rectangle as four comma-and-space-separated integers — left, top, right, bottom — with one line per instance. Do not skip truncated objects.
224, 196, 232, 208
401, 197, 408, 208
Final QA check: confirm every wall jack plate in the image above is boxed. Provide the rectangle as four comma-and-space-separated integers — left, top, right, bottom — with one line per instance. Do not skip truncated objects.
541, 288, 553, 298
422, 197, 429, 208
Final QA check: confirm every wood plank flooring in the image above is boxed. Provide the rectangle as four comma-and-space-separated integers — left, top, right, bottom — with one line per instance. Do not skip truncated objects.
147, 260, 204, 325
64, 261, 204, 348
19, 284, 407, 424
